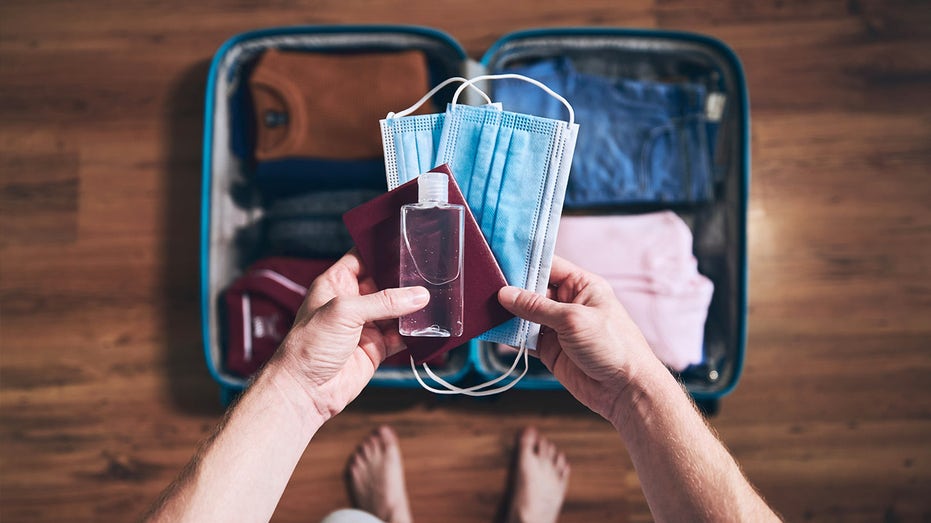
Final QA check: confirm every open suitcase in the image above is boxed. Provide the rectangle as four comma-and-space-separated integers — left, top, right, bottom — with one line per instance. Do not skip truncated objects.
200, 25, 750, 410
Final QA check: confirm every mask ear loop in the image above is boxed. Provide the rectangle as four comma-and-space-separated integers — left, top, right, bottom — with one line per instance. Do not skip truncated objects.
387, 77, 493, 119
450, 73, 575, 126
410, 338, 530, 396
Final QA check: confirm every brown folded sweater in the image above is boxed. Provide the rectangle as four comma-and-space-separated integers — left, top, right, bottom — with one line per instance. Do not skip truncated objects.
250, 48, 433, 161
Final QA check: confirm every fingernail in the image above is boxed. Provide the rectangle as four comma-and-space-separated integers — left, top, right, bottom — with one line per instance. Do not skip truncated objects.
498, 286, 520, 305
404, 286, 430, 306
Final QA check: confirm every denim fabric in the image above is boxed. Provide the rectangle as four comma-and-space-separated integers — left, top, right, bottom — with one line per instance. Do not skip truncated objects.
495, 58, 714, 207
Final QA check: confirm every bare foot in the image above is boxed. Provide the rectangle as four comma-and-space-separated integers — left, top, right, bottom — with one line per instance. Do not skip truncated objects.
346, 425, 414, 523
505, 427, 570, 523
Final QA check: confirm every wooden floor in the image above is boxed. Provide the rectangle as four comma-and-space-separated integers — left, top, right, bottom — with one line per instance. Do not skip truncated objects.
1, 1, 929, 521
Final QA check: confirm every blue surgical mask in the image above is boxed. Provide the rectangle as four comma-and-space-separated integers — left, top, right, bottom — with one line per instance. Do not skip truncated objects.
437, 76, 578, 349
381, 74, 579, 395
380, 77, 493, 190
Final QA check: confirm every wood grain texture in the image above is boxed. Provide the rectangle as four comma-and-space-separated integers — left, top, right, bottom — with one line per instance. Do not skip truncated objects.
1, 1, 929, 521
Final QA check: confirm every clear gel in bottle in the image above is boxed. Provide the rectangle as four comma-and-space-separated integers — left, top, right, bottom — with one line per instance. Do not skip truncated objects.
399, 172, 464, 337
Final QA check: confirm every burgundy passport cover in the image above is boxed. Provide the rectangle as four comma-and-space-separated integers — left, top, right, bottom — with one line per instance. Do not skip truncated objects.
343, 164, 513, 364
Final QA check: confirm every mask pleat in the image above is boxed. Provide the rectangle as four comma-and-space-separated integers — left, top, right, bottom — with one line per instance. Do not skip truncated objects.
460, 109, 500, 228
480, 122, 514, 240
413, 120, 436, 175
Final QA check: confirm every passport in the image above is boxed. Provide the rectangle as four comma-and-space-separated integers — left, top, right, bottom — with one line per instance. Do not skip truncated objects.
343, 164, 513, 364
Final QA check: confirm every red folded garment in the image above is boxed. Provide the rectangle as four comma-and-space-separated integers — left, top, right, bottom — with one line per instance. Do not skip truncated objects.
224, 258, 335, 378
343, 164, 513, 364
224, 256, 448, 378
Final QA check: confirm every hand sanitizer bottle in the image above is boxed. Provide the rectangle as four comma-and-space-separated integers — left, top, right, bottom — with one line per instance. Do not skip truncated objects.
399, 172, 464, 337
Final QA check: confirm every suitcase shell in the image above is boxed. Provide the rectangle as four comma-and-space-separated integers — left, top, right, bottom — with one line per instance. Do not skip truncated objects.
201, 25, 749, 405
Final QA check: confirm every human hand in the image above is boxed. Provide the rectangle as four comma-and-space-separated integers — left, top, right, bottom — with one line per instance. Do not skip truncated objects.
497, 256, 663, 425
271, 250, 429, 421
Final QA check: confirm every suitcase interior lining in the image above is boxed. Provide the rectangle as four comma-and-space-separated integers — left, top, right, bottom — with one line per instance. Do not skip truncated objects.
482, 35, 746, 393
207, 31, 469, 387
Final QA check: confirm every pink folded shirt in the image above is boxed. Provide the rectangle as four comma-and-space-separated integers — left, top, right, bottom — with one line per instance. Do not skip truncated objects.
553, 212, 713, 371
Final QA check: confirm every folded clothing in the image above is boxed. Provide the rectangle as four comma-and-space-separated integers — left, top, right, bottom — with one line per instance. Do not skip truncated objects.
224, 257, 335, 377
255, 158, 387, 201
554, 212, 713, 371
495, 57, 714, 207
249, 48, 434, 162
264, 189, 383, 258
223, 256, 445, 378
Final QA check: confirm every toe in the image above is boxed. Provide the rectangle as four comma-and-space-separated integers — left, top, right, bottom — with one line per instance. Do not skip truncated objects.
519, 426, 538, 446
377, 425, 399, 452
348, 465, 365, 493
540, 437, 556, 460
378, 425, 398, 444
350, 445, 366, 467
519, 426, 539, 455
362, 438, 378, 459
350, 464, 363, 481
556, 452, 570, 479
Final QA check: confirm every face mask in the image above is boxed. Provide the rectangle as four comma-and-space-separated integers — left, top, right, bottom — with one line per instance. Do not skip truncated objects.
381, 74, 579, 396
437, 75, 578, 350
380, 77, 493, 190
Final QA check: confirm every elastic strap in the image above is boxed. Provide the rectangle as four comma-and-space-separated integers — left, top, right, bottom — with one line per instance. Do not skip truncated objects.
410, 339, 529, 396
451, 73, 575, 126
387, 77, 493, 119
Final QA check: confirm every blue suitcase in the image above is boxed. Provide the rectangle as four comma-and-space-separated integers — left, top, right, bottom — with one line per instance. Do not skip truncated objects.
200, 25, 749, 409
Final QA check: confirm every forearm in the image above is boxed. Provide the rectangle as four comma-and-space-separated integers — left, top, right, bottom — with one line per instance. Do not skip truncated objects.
145, 360, 324, 522
612, 360, 778, 523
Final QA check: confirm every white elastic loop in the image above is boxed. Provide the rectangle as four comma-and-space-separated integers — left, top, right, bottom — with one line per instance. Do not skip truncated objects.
387, 77, 493, 119
410, 340, 529, 396
450, 73, 575, 126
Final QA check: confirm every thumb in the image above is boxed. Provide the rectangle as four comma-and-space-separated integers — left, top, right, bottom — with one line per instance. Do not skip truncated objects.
346, 286, 430, 323
498, 286, 570, 329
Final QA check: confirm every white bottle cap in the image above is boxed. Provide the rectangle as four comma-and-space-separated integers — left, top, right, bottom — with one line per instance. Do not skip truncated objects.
418, 172, 448, 203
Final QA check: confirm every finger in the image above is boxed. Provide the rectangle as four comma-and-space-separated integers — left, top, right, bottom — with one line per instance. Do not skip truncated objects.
306, 249, 375, 309
371, 322, 408, 359
339, 286, 430, 324
333, 248, 365, 279
382, 336, 408, 359
548, 255, 583, 287
498, 286, 572, 330
535, 330, 562, 371
305, 255, 361, 311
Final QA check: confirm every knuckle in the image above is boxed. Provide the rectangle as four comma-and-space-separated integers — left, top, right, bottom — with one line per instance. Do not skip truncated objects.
329, 295, 359, 319
376, 289, 399, 311
562, 306, 591, 330
520, 291, 542, 309
317, 296, 343, 319
521, 291, 550, 316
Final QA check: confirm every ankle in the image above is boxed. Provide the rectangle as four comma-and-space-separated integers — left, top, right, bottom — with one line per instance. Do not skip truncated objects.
506, 505, 532, 523
386, 506, 413, 523
508, 504, 557, 523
